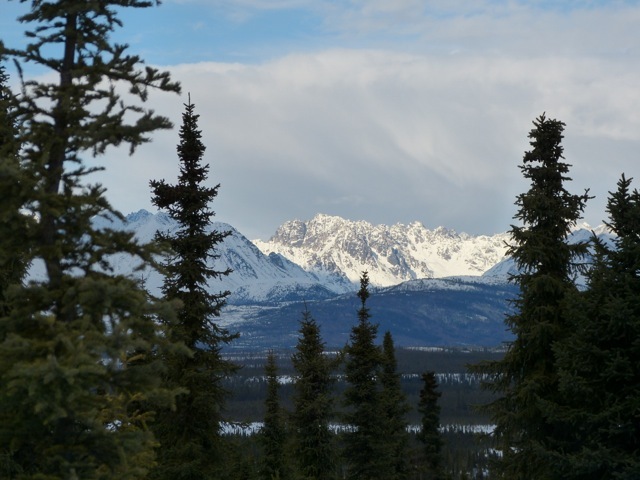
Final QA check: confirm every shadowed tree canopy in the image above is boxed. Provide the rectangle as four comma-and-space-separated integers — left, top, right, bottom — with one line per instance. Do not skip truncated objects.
149, 97, 237, 479
417, 371, 446, 480
342, 272, 390, 479
260, 352, 290, 480
0, 2, 182, 478
0, 64, 31, 318
474, 114, 590, 479
380, 331, 410, 479
554, 174, 640, 479
291, 306, 337, 480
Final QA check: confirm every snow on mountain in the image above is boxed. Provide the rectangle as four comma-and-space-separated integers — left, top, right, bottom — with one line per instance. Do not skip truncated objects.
385, 274, 513, 294
482, 257, 518, 279
482, 223, 615, 282
27, 210, 613, 307
253, 214, 511, 288
221, 274, 519, 349
86, 210, 350, 304
26, 210, 620, 348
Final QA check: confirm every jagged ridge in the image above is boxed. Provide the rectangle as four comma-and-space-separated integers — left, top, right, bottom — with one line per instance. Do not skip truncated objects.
25, 210, 613, 348
254, 213, 511, 287
77, 210, 351, 305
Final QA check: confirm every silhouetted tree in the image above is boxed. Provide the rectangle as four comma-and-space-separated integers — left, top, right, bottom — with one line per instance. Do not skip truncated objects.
342, 272, 389, 479
149, 97, 237, 479
380, 331, 410, 479
260, 352, 290, 480
291, 307, 337, 479
555, 174, 640, 478
0, 2, 182, 478
475, 114, 590, 479
417, 371, 446, 480
0, 64, 30, 319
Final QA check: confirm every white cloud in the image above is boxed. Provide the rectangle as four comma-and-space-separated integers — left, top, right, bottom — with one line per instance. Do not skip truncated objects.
8, 0, 639, 239
92, 43, 640, 238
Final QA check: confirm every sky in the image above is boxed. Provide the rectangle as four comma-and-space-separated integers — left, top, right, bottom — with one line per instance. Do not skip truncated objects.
2, 0, 640, 240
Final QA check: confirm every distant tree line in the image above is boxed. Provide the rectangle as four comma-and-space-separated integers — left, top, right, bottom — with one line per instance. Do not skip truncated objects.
254, 273, 447, 480
1, 2, 639, 480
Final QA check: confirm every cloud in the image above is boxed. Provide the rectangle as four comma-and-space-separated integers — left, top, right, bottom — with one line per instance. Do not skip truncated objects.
190, 1, 640, 59
92, 42, 640, 239
6, 0, 639, 239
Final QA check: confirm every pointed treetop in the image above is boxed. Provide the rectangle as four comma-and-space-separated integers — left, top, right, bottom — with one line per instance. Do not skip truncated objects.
357, 271, 370, 307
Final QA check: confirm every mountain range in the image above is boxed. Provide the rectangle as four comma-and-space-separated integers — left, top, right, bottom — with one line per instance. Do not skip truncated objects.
253, 213, 511, 287
33, 210, 609, 350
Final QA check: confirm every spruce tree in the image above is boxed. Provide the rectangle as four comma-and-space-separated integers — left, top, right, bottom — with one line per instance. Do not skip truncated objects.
291, 307, 337, 480
417, 371, 445, 480
380, 331, 410, 479
260, 352, 290, 480
0, 2, 182, 478
474, 114, 589, 479
342, 272, 389, 479
0, 64, 31, 318
149, 97, 237, 479
554, 174, 640, 479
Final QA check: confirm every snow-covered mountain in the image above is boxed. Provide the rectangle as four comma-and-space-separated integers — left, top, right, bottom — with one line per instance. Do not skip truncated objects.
482, 222, 614, 283
221, 275, 520, 349
90, 210, 351, 305
32, 210, 611, 304
253, 214, 511, 287
25, 211, 615, 348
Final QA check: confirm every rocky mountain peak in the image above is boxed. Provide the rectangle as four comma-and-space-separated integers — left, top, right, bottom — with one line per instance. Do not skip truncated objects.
271, 218, 308, 247
255, 214, 511, 287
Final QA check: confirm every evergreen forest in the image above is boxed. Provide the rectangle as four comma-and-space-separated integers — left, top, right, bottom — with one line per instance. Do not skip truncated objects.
0, 2, 638, 479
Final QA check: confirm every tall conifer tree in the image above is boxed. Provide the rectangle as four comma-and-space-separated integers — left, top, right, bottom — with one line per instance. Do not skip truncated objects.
260, 352, 290, 480
149, 97, 236, 479
417, 371, 445, 480
475, 114, 589, 479
554, 174, 640, 478
380, 331, 410, 479
291, 307, 337, 480
342, 272, 389, 479
0, 65, 31, 318
0, 2, 182, 478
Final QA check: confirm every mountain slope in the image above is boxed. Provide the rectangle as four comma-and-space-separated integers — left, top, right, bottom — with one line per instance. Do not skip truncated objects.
254, 214, 510, 287
25, 210, 613, 349
94, 210, 352, 304
103, 212, 517, 348
483, 222, 614, 284
220, 276, 518, 350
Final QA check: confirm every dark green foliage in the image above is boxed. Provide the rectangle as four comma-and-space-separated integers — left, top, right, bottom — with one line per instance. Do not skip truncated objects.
260, 352, 290, 480
0, 2, 182, 478
225, 436, 260, 480
149, 98, 237, 479
380, 331, 411, 479
3, 0, 179, 295
0, 65, 14, 141
553, 174, 640, 479
417, 372, 446, 480
0, 64, 31, 318
0, 275, 178, 478
342, 272, 389, 479
291, 307, 337, 480
150, 98, 233, 349
474, 114, 589, 479
223, 348, 500, 479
